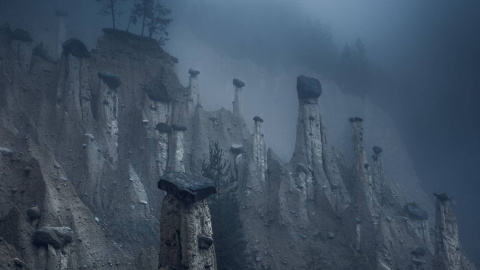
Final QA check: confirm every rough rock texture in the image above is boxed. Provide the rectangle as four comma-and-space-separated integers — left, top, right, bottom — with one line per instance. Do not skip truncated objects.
0, 27, 476, 270
98, 71, 121, 89
252, 116, 267, 181
233, 78, 245, 88
232, 79, 245, 118
32, 227, 73, 249
26, 206, 41, 219
296, 75, 322, 100
158, 171, 217, 270
187, 69, 200, 119
158, 172, 216, 203
0, 240, 31, 270
434, 193, 474, 270
55, 12, 68, 58
61, 38, 90, 58
0, 29, 180, 269
159, 195, 217, 270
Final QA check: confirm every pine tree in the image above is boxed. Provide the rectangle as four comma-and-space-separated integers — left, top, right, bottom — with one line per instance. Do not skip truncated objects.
336, 38, 371, 96
147, 1, 172, 45
96, 0, 123, 29
130, 0, 153, 36
201, 141, 230, 188
127, 3, 142, 32
201, 141, 247, 270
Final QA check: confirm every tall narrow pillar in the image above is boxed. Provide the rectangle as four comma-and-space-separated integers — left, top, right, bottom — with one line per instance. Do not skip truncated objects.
291, 76, 323, 168
155, 123, 172, 175
187, 69, 200, 118
167, 125, 187, 173
350, 117, 375, 211
349, 117, 378, 258
290, 76, 323, 203
158, 172, 217, 270
55, 11, 68, 59
434, 192, 461, 270
232, 79, 245, 118
371, 146, 384, 205
253, 116, 267, 181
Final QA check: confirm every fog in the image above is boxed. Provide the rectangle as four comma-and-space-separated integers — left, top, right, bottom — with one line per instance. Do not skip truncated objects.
1, 0, 479, 266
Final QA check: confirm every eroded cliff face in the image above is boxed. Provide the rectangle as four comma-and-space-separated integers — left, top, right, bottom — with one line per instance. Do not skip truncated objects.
0, 27, 476, 270
433, 193, 476, 270
0, 28, 182, 269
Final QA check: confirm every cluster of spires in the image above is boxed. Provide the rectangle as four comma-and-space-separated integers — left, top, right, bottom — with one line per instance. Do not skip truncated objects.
5, 27, 466, 270
151, 67, 464, 269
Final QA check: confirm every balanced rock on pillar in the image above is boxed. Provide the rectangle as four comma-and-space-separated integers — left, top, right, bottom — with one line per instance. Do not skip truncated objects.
62, 38, 90, 58
157, 171, 216, 203
188, 68, 201, 116
158, 172, 217, 270
232, 78, 245, 118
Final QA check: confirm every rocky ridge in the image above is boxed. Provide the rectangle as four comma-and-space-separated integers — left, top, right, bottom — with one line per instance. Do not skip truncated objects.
0, 27, 475, 270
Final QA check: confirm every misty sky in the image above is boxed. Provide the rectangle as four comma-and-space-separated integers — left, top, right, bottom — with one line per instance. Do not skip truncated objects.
1, 0, 479, 266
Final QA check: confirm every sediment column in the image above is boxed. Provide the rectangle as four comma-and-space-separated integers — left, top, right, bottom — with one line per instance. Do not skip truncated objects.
253, 116, 267, 181
434, 192, 461, 270
187, 69, 200, 118
55, 11, 68, 59
371, 146, 384, 206
158, 172, 217, 270
292, 76, 323, 168
167, 124, 187, 173
232, 79, 245, 118
350, 117, 375, 212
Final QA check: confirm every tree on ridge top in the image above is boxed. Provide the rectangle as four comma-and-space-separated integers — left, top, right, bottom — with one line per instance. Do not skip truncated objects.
96, 0, 125, 30
130, 0, 172, 44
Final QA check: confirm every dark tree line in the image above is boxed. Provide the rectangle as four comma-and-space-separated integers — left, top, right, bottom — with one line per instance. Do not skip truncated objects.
334, 38, 372, 97
96, 0, 172, 45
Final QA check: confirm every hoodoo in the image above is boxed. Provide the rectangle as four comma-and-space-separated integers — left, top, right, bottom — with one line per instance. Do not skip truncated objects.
434, 192, 462, 270
371, 146, 385, 204
290, 75, 325, 203
158, 172, 217, 270
253, 116, 267, 181
232, 78, 245, 118
167, 124, 187, 172
55, 10, 68, 58
0, 19, 476, 270
292, 75, 324, 168
187, 69, 200, 117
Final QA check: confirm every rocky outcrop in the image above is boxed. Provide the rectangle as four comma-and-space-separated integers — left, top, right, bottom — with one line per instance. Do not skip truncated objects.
158, 172, 217, 270
253, 116, 267, 181
0, 28, 185, 269
55, 11, 68, 58
26, 206, 41, 219
157, 172, 216, 203
32, 227, 73, 249
187, 69, 200, 118
0, 239, 31, 270
98, 71, 121, 89
232, 78, 245, 118
372, 146, 385, 205
350, 117, 375, 212
61, 38, 89, 58
349, 117, 380, 267
155, 123, 171, 175
167, 125, 187, 172
292, 76, 324, 169
290, 76, 324, 204
434, 192, 462, 270
0, 26, 476, 270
